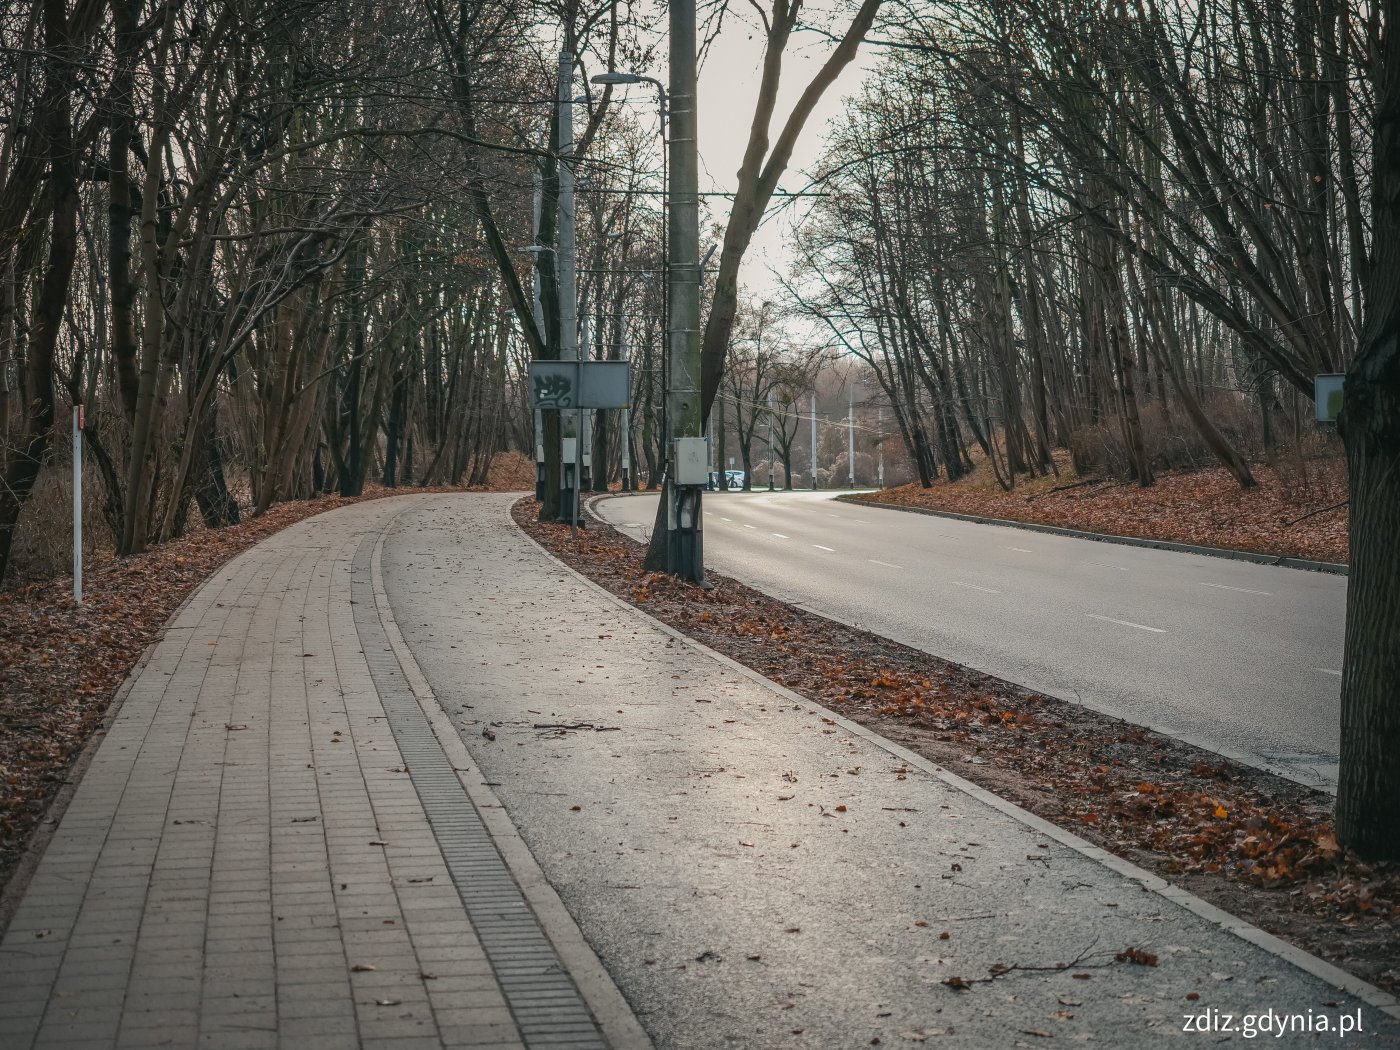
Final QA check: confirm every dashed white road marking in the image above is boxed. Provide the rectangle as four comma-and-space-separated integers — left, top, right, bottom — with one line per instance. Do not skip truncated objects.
1317, 668, 1343, 678
743, 524, 757, 529
771, 533, 789, 539
1086, 613, 1166, 634
868, 559, 903, 570
1004, 546, 1033, 553
1199, 582, 1272, 596
952, 581, 1001, 594
812, 544, 836, 552
854, 519, 873, 524
719, 516, 732, 522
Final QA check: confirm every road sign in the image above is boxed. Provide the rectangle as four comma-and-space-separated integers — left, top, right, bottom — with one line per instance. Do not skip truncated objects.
1315, 374, 1345, 423
529, 361, 630, 409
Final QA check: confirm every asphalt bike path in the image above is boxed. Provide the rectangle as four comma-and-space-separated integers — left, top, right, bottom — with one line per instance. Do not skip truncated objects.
381, 495, 1395, 1048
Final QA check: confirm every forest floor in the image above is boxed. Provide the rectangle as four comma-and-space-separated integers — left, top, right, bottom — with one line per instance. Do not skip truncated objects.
0, 455, 532, 911
518, 500, 1396, 997
858, 454, 1350, 565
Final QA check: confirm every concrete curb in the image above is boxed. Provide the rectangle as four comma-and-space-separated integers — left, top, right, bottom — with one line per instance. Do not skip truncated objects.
372, 504, 654, 1050
842, 495, 1350, 575
519, 498, 1399, 1024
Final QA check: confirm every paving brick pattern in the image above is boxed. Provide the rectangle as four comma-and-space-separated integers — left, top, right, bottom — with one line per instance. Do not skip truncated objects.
0, 500, 608, 1049
350, 537, 604, 1050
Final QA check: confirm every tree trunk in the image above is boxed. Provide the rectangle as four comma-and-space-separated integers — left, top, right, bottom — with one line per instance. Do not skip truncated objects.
108, 0, 140, 423
1336, 0, 1400, 861
193, 394, 240, 527
0, 0, 77, 583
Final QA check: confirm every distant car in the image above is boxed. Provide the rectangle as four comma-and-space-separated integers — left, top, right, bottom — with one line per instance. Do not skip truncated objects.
705, 470, 747, 490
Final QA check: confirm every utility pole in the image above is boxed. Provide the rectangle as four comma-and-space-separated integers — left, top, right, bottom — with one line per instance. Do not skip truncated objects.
847, 382, 856, 488
532, 171, 546, 501
665, 0, 705, 581
558, 51, 581, 532
810, 393, 818, 490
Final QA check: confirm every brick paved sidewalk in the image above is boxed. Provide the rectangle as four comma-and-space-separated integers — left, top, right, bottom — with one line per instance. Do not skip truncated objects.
0, 497, 640, 1050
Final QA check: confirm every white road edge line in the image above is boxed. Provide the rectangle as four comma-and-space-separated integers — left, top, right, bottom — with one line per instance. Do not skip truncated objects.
867, 559, 902, 569
1085, 613, 1167, 634
812, 544, 836, 552
952, 581, 1001, 594
1317, 668, 1343, 678
1200, 582, 1273, 596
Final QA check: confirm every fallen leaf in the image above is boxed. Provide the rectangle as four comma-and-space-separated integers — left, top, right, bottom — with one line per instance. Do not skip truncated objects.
1116, 947, 1158, 966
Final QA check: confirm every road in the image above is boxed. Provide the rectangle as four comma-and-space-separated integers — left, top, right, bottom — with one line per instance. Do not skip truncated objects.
596, 490, 1346, 790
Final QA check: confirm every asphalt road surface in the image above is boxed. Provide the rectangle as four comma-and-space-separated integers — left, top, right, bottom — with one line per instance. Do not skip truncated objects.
596, 490, 1346, 790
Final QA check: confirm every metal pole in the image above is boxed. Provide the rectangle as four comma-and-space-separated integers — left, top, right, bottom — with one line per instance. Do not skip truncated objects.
72, 405, 82, 604
558, 51, 580, 530
620, 311, 631, 490
666, 0, 704, 582
532, 171, 546, 501
877, 406, 884, 489
848, 382, 856, 488
767, 392, 775, 491
811, 393, 818, 490
580, 312, 592, 492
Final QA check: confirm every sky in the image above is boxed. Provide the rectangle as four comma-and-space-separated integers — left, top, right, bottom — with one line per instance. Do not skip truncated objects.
692, 11, 878, 306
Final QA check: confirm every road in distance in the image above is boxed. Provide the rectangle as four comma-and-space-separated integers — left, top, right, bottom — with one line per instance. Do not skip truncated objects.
595, 490, 1345, 790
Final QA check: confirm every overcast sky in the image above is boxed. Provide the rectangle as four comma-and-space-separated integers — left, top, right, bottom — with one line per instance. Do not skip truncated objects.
693, 17, 877, 306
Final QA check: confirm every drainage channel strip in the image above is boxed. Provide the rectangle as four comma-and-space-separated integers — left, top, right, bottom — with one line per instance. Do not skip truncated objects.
352, 537, 607, 1050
